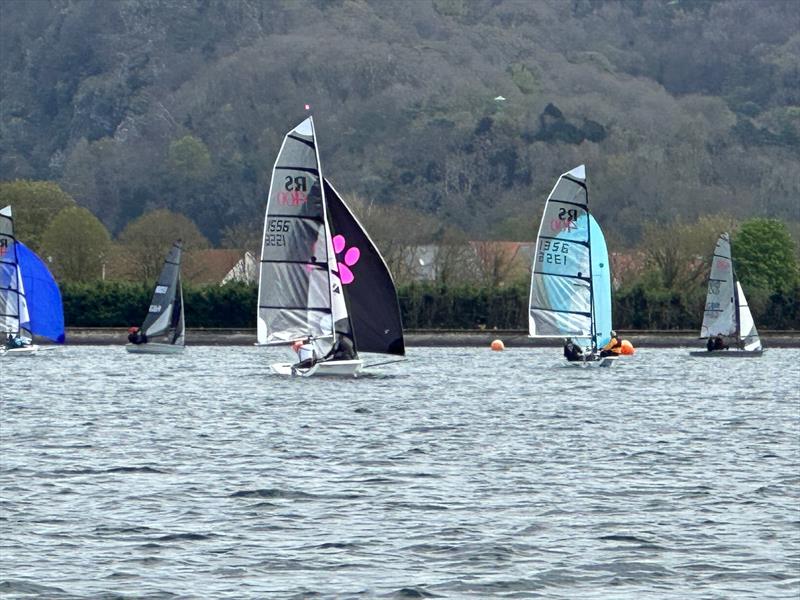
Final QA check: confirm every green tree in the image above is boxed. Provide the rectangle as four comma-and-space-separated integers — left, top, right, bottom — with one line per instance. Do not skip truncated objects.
733, 218, 799, 293
116, 209, 210, 281
641, 214, 737, 291
167, 135, 211, 182
41, 206, 112, 283
0, 180, 75, 251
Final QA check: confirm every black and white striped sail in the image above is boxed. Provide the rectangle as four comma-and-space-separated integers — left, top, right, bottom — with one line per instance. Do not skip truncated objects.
700, 233, 761, 351
529, 165, 596, 341
0, 205, 30, 338
257, 117, 349, 350
141, 240, 184, 345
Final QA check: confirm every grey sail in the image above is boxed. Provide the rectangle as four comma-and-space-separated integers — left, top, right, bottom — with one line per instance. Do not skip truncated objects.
700, 233, 737, 339
141, 240, 184, 344
257, 117, 350, 351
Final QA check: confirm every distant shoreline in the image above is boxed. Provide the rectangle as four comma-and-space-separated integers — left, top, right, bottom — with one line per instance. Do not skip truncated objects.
54, 328, 800, 348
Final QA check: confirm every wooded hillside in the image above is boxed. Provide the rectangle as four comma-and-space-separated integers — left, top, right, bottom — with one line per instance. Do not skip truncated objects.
1, 0, 798, 243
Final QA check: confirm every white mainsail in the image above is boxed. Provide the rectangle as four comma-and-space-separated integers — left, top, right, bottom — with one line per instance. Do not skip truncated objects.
700, 233, 737, 338
700, 232, 762, 352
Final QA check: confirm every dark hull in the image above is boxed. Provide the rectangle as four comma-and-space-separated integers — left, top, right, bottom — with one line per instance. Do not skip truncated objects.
688, 349, 763, 357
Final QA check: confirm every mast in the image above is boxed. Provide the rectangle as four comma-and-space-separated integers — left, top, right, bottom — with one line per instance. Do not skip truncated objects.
309, 116, 337, 342
731, 237, 743, 350
584, 173, 596, 352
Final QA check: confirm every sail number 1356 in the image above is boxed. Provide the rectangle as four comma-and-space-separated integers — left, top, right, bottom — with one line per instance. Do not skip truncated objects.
538, 240, 569, 265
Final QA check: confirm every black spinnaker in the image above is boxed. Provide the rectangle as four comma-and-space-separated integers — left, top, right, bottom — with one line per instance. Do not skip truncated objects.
324, 179, 405, 356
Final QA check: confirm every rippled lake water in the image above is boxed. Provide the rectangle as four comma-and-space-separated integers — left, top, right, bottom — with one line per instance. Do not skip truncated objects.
1, 346, 799, 599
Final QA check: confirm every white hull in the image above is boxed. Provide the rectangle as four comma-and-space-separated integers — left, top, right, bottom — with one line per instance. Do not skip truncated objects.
270, 359, 363, 377
565, 355, 618, 368
689, 349, 763, 358
126, 343, 185, 355
0, 344, 39, 357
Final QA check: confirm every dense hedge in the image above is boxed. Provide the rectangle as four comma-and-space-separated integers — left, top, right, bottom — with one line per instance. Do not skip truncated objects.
61, 281, 800, 330
62, 281, 256, 328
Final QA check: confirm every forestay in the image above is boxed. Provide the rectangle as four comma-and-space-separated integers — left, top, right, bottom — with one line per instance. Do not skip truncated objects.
141, 241, 184, 344
324, 179, 405, 356
529, 165, 596, 343
257, 117, 349, 351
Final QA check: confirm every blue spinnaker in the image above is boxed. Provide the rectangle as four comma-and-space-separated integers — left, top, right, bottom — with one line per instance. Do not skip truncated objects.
589, 215, 612, 349
17, 241, 65, 343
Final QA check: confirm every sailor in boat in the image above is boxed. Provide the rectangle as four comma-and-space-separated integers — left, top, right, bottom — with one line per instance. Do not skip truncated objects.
291, 334, 358, 371
706, 334, 728, 352
563, 338, 585, 362
292, 338, 318, 369
329, 333, 357, 361
127, 326, 147, 345
599, 331, 623, 358
4, 333, 31, 349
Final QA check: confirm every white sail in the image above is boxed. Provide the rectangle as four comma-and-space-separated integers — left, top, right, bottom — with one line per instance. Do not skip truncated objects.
736, 281, 761, 351
700, 233, 737, 338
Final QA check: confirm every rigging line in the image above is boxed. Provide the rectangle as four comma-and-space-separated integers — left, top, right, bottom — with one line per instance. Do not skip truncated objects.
362, 358, 406, 369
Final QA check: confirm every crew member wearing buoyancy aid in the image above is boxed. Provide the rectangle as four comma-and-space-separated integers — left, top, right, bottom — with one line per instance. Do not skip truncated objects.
706, 334, 728, 352
563, 338, 584, 362
600, 331, 623, 357
127, 326, 147, 345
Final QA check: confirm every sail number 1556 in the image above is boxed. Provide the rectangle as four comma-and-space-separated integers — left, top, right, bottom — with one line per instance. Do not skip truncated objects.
265, 218, 290, 246
538, 240, 569, 265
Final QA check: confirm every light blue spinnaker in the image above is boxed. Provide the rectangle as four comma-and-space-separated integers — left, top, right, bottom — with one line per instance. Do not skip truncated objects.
588, 214, 612, 349
528, 165, 613, 352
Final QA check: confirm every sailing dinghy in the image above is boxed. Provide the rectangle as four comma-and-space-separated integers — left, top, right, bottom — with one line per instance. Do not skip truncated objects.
689, 233, 763, 357
257, 117, 405, 377
1, 206, 65, 357
528, 166, 617, 367
126, 240, 185, 354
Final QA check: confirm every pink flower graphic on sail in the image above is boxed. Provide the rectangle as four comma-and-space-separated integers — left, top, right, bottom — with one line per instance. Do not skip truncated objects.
332, 234, 360, 284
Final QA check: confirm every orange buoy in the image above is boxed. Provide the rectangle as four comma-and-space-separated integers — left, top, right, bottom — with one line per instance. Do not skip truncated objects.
491, 339, 505, 351
620, 339, 635, 355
